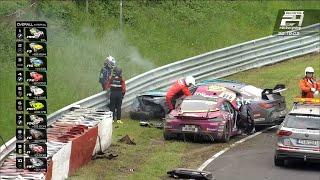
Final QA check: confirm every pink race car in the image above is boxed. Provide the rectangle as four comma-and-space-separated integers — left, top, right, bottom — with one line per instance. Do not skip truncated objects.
164, 84, 240, 142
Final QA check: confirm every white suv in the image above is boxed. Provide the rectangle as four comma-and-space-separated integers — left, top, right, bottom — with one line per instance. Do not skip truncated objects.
274, 99, 320, 166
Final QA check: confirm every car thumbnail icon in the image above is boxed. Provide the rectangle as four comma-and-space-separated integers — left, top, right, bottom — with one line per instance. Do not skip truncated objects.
29, 144, 45, 154
30, 157, 44, 167
28, 115, 44, 125
29, 100, 45, 110
30, 72, 44, 82
28, 28, 44, 39
30, 86, 45, 96
30, 57, 44, 68
28, 43, 43, 53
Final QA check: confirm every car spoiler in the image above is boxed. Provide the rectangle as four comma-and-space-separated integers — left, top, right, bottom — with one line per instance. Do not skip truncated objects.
261, 84, 286, 100
174, 109, 220, 119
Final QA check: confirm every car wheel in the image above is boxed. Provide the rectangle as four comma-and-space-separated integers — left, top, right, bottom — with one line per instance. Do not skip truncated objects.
274, 155, 285, 167
220, 124, 230, 143
129, 111, 152, 120
164, 132, 173, 140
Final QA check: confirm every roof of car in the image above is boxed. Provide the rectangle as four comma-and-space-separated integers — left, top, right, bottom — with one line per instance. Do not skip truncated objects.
140, 90, 166, 97
184, 95, 220, 101
200, 79, 244, 85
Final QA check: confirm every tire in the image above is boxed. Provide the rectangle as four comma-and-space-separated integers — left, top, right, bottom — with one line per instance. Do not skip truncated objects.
219, 124, 230, 143
274, 156, 285, 167
164, 132, 173, 140
129, 111, 152, 120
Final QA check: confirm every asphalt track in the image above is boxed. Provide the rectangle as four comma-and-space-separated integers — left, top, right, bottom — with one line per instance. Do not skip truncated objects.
204, 128, 320, 180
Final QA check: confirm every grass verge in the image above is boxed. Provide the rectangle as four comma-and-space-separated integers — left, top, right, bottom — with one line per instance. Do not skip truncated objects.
69, 119, 244, 180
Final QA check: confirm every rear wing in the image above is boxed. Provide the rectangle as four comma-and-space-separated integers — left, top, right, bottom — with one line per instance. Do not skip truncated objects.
261, 84, 286, 100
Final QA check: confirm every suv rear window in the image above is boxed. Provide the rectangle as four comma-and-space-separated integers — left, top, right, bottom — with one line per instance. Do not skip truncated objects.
284, 114, 320, 130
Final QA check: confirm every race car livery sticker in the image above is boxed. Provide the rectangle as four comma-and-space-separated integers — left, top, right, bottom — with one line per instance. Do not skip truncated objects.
194, 92, 214, 98
207, 85, 226, 92
219, 91, 236, 102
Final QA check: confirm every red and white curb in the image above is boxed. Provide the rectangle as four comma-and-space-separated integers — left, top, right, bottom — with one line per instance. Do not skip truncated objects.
0, 108, 113, 180
197, 125, 277, 171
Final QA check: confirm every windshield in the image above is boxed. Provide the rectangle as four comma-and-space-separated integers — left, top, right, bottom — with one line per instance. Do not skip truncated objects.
284, 114, 320, 130
180, 100, 217, 112
240, 85, 262, 97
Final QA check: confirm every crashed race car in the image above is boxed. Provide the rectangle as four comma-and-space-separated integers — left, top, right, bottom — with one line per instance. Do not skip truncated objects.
164, 95, 239, 142
130, 79, 287, 126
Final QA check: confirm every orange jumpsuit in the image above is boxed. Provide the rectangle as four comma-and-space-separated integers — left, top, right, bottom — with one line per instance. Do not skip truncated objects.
166, 79, 192, 110
299, 77, 320, 98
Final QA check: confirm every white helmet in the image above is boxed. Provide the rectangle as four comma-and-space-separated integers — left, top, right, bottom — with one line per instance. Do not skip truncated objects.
305, 67, 314, 75
105, 55, 116, 68
185, 76, 196, 86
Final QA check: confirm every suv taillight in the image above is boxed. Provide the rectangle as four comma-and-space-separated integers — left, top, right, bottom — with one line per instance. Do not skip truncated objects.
277, 130, 292, 137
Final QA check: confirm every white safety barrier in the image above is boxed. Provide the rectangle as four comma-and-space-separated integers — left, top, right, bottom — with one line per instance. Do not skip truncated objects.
0, 108, 113, 180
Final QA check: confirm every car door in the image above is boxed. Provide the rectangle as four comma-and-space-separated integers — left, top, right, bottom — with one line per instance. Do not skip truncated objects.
225, 101, 237, 131
221, 102, 232, 129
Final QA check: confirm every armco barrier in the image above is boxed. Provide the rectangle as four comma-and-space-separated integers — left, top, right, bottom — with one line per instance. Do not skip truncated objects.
0, 23, 319, 179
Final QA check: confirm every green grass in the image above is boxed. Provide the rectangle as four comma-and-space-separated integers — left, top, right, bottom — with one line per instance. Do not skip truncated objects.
1, 0, 319, 144
68, 119, 244, 180
68, 119, 186, 180
124, 0, 320, 65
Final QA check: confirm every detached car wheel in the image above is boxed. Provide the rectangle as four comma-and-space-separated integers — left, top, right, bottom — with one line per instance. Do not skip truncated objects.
129, 111, 152, 120
274, 155, 285, 167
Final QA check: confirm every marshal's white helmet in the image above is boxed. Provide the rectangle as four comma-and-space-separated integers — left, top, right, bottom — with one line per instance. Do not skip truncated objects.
185, 76, 196, 86
305, 67, 314, 75
105, 55, 116, 68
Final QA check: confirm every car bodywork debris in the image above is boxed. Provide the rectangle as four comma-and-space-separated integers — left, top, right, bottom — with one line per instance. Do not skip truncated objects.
140, 121, 164, 129
167, 168, 214, 180
118, 135, 136, 145
92, 153, 118, 160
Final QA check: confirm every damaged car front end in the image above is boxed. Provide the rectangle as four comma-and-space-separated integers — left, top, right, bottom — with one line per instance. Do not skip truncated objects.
130, 90, 168, 120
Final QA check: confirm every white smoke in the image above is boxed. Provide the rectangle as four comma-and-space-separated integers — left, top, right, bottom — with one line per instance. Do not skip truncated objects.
102, 30, 156, 72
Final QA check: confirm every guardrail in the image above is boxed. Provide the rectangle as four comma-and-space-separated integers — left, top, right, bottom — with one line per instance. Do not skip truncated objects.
1, 23, 319, 165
